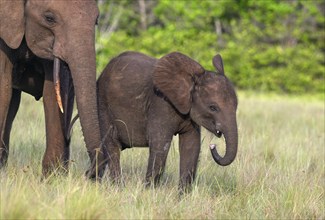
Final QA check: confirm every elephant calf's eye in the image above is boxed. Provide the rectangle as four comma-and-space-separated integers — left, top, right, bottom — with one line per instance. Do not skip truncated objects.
209, 105, 220, 112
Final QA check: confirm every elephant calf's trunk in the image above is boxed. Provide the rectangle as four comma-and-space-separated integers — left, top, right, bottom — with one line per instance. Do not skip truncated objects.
209, 143, 236, 166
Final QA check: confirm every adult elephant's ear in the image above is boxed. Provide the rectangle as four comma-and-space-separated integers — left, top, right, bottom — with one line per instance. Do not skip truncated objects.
0, 0, 25, 49
153, 52, 205, 114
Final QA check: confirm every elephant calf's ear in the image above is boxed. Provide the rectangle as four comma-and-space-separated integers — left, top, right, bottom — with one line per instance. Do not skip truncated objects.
153, 52, 205, 115
213, 54, 224, 75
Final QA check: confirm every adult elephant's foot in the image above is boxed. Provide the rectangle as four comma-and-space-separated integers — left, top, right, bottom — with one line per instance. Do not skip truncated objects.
41, 161, 69, 178
0, 154, 8, 169
0, 141, 9, 168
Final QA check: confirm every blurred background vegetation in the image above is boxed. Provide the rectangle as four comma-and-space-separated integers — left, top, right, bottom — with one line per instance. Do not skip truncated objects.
95, 0, 324, 94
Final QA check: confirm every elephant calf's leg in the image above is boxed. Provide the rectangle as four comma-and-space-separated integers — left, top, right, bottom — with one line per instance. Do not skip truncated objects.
178, 128, 201, 193
107, 142, 121, 183
145, 141, 172, 187
100, 119, 121, 183
0, 48, 13, 168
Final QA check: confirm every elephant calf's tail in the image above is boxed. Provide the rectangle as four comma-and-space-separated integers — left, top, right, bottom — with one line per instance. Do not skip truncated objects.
68, 114, 80, 139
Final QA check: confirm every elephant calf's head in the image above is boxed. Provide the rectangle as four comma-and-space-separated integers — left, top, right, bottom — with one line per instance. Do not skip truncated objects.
153, 53, 238, 166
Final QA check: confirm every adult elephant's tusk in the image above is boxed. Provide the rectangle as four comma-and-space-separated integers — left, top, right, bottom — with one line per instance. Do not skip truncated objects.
53, 57, 64, 113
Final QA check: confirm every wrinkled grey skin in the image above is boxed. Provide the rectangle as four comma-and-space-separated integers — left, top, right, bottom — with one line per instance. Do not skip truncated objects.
97, 51, 238, 192
0, 0, 106, 178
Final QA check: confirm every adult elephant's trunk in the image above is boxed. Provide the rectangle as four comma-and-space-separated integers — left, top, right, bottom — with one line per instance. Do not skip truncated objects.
63, 31, 106, 179
210, 120, 238, 166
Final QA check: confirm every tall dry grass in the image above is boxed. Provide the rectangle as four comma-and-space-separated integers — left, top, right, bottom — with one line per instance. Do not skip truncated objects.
1, 92, 324, 219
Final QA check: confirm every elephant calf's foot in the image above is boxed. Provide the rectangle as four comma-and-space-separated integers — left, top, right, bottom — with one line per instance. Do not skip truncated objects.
85, 165, 106, 181
144, 173, 164, 189
178, 176, 195, 195
178, 183, 193, 196
109, 171, 123, 185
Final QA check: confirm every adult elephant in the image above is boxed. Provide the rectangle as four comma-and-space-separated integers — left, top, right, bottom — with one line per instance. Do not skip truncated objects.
0, 0, 106, 178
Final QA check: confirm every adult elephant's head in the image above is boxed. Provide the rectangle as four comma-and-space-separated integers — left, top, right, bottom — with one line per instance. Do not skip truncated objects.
153, 52, 238, 166
0, 0, 104, 176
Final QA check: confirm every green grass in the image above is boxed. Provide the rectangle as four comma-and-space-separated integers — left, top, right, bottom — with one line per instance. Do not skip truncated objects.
1, 92, 324, 219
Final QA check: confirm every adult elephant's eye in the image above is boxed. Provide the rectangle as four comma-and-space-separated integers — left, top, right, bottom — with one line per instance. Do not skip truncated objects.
44, 12, 56, 25
209, 105, 220, 112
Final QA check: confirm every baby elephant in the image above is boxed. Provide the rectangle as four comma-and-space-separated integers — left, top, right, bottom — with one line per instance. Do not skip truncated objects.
97, 51, 238, 192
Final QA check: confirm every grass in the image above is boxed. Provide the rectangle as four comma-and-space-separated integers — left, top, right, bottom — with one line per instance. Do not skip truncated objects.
1, 92, 324, 219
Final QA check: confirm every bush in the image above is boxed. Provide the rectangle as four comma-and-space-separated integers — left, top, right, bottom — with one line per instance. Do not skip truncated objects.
96, 0, 324, 94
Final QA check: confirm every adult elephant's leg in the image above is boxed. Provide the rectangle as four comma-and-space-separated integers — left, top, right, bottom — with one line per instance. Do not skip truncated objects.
178, 126, 201, 193
42, 63, 69, 176
0, 47, 13, 168
2, 89, 21, 166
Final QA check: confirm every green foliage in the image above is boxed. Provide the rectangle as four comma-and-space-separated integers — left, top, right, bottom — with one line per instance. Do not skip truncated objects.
96, 0, 324, 94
